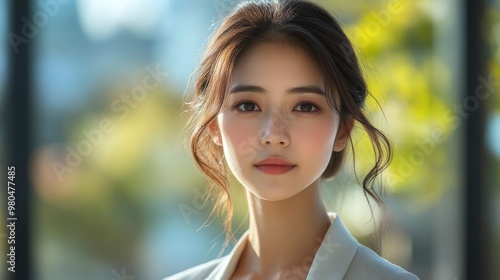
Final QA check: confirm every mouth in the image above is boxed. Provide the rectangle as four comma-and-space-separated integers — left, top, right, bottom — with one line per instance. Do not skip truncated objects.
255, 165, 296, 174
254, 157, 296, 175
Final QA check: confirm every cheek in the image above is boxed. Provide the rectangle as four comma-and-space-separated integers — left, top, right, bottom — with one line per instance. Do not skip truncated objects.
220, 117, 247, 144
218, 116, 260, 161
293, 118, 338, 150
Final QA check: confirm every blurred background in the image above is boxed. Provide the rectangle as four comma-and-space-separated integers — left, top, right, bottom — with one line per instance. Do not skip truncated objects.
0, 0, 499, 279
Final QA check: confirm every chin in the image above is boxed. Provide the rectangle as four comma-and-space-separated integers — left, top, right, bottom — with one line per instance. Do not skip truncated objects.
245, 183, 306, 202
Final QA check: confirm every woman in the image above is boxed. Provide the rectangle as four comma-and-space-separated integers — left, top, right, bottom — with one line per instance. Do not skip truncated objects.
165, 0, 419, 279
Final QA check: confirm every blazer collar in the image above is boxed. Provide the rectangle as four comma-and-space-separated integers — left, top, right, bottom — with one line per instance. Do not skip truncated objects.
306, 213, 358, 279
207, 212, 358, 280
206, 231, 249, 279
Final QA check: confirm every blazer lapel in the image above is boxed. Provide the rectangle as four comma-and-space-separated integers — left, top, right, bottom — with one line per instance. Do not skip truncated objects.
306, 214, 358, 280
206, 213, 357, 280
206, 231, 249, 280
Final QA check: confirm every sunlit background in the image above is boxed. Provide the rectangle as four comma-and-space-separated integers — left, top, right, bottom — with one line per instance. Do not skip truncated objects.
0, 0, 499, 279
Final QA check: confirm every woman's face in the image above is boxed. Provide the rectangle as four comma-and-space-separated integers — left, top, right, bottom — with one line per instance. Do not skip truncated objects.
213, 43, 347, 201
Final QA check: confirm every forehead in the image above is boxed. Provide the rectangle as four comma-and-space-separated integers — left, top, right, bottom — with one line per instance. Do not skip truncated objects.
230, 42, 324, 88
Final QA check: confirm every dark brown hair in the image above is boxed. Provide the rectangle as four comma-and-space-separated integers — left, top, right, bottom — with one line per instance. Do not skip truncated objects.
184, 0, 392, 248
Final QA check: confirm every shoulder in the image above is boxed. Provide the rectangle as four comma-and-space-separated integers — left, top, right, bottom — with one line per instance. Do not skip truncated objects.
162, 257, 225, 280
344, 244, 419, 280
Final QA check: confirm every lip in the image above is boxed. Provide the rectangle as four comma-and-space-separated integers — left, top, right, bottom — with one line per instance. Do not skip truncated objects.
254, 157, 296, 175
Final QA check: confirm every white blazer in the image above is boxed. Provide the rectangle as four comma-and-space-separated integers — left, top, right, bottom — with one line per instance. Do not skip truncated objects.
164, 213, 419, 280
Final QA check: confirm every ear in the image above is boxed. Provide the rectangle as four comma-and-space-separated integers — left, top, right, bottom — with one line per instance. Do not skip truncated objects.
209, 120, 222, 146
333, 117, 354, 152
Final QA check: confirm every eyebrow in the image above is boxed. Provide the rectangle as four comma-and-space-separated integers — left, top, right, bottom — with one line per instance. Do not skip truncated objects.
229, 84, 326, 96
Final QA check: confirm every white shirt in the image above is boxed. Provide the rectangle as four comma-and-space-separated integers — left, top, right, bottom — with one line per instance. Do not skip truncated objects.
164, 213, 419, 280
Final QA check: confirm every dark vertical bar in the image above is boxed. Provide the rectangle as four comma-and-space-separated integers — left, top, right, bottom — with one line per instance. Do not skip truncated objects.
464, 0, 489, 279
5, 0, 32, 279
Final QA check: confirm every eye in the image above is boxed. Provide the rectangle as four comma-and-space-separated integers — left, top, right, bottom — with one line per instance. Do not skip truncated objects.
293, 102, 319, 112
235, 101, 261, 112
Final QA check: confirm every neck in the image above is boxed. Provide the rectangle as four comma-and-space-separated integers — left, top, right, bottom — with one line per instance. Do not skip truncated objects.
241, 181, 331, 276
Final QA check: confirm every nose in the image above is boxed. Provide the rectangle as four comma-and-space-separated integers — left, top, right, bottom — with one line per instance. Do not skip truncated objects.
260, 111, 290, 147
